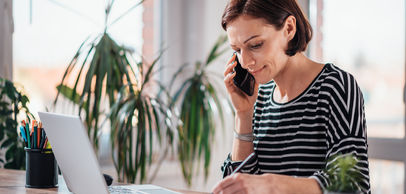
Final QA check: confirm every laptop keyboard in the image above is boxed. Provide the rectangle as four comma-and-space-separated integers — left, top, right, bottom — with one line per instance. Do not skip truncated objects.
109, 186, 138, 194
108, 185, 181, 194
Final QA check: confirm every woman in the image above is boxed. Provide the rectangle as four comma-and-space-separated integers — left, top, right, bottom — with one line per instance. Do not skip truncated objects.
212, 0, 370, 193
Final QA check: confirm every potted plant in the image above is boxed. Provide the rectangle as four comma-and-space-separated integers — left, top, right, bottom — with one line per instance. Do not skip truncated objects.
107, 35, 232, 184
168, 35, 233, 185
108, 55, 180, 183
0, 78, 34, 169
324, 154, 363, 194
54, 0, 233, 184
54, 0, 176, 184
54, 0, 143, 152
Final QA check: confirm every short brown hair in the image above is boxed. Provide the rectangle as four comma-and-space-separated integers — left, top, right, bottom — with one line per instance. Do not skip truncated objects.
221, 0, 312, 56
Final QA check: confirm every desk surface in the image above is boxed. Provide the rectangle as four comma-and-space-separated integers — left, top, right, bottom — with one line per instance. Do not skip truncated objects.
0, 168, 207, 194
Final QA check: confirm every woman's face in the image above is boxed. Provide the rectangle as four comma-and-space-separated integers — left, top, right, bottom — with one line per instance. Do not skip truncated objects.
226, 14, 292, 84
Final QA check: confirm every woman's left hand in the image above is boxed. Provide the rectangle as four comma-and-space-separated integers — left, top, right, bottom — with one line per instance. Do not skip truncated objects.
212, 173, 281, 194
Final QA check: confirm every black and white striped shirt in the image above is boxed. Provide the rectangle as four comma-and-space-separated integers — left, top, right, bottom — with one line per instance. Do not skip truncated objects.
221, 63, 370, 193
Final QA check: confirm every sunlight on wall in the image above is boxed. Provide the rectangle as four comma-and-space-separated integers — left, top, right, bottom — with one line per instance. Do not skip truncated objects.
13, 0, 143, 117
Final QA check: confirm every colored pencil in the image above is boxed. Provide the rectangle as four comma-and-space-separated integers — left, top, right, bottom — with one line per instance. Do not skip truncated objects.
25, 122, 31, 148
42, 138, 48, 149
33, 121, 37, 149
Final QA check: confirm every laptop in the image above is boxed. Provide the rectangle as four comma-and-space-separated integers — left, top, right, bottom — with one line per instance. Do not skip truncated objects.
38, 112, 180, 194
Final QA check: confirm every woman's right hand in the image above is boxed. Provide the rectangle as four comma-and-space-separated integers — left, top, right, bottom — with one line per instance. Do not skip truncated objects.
224, 54, 259, 115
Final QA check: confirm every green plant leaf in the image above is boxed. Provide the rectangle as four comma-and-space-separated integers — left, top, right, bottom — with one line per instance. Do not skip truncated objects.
204, 35, 228, 66
109, 60, 176, 183
54, 32, 139, 153
143, 99, 154, 164
170, 35, 232, 185
70, 42, 96, 105
5, 144, 16, 161
54, 35, 94, 105
108, 0, 145, 27
167, 63, 189, 94
56, 84, 82, 105
1, 138, 14, 149
207, 83, 226, 130
0, 79, 32, 170
325, 154, 362, 192
0, 125, 4, 140
142, 51, 163, 89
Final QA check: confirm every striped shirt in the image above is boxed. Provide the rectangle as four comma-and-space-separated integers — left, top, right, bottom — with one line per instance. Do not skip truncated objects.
221, 63, 370, 193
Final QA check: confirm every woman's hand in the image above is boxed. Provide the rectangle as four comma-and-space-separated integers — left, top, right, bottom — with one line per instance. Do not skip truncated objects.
224, 54, 259, 115
212, 173, 322, 194
212, 173, 278, 194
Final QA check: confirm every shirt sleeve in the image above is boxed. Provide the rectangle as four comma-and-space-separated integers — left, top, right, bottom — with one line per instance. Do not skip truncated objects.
221, 152, 261, 178
310, 71, 370, 193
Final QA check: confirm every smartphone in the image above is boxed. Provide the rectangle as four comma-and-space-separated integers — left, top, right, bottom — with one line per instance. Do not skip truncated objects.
232, 54, 255, 96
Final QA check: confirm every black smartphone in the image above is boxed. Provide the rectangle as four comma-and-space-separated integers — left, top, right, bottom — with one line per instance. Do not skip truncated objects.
232, 54, 255, 96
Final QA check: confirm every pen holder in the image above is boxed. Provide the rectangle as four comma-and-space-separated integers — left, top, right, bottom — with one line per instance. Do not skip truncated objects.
25, 148, 58, 188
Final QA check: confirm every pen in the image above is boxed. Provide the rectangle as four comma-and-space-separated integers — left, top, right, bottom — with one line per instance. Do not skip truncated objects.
230, 152, 256, 176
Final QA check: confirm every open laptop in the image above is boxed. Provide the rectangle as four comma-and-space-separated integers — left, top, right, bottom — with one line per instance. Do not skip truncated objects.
38, 112, 180, 194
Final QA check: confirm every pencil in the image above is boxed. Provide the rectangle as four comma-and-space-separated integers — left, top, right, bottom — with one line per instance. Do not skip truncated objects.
25, 123, 31, 148
39, 128, 46, 149
43, 138, 48, 149
33, 121, 37, 149
37, 122, 41, 148
30, 120, 34, 136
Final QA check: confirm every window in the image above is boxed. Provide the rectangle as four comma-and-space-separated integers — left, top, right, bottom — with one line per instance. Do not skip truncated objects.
13, 0, 143, 114
320, 0, 405, 139
308, 0, 406, 192
12, 0, 143, 164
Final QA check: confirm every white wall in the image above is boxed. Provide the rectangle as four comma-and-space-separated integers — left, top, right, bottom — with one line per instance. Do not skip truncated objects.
151, 0, 234, 192
157, 0, 229, 84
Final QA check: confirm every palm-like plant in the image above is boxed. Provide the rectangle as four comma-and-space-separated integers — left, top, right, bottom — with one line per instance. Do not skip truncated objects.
55, 33, 137, 151
53, 0, 233, 185
55, 0, 178, 183
109, 56, 179, 183
54, 0, 143, 151
169, 35, 232, 185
